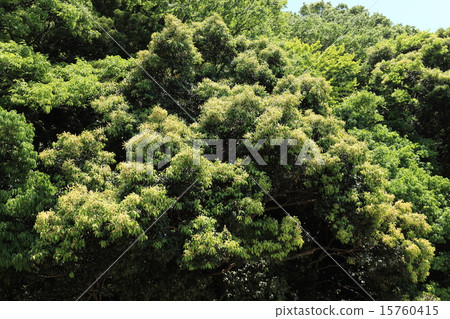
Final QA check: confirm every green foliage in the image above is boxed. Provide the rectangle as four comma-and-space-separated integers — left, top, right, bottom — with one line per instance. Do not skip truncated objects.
0, 1, 448, 301
195, 77, 435, 298
38, 129, 115, 190
1, 40, 135, 151
0, 0, 288, 62
0, 107, 36, 188
9, 59, 103, 113
284, 1, 417, 59
232, 50, 277, 90
0, 41, 52, 112
366, 31, 450, 176
351, 124, 450, 299
290, 74, 331, 114
283, 39, 360, 100
166, 0, 288, 36
193, 14, 236, 68
0, 0, 105, 61
334, 91, 385, 129
0, 107, 55, 297
125, 15, 202, 115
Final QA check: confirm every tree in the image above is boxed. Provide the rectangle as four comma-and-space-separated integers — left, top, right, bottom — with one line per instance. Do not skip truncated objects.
0, 4, 448, 301
0, 106, 55, 298
284, 1, 417, 60
1, 0, 287, 62
350, 124, 450, 300
334, 91, 384, 129
366, 32, 450, 176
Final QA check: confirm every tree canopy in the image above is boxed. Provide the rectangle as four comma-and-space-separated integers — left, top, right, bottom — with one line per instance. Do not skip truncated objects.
0, 1, 449, 301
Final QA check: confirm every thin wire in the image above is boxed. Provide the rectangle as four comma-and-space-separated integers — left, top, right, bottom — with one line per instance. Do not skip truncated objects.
251, 176, 376, 301
71, 0, 197, 123
76, 179, 198, 301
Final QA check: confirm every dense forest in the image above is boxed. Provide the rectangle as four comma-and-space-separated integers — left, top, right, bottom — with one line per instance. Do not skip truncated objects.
1, 0, 449, 301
